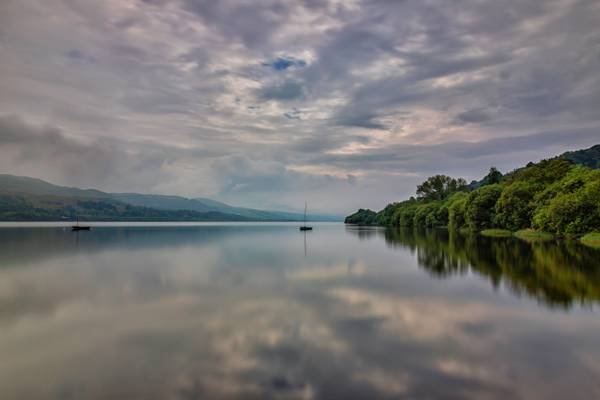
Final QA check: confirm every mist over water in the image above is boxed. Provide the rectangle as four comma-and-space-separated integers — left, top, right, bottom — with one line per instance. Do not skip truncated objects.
1, 223, 599, 399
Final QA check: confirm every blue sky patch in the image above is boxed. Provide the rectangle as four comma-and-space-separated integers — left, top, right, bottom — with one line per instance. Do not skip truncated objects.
263, 57, 306, 71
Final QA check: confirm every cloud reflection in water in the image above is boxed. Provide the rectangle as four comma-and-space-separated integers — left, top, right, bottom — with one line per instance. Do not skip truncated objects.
0, 224, 599, 399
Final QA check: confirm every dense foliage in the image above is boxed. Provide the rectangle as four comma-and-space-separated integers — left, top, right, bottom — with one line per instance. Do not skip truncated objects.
465, 184, 502, 230
416, 175, 467, 201
345, 146, 600, 236
562, 144, 600, 169
344, 208, 378, 225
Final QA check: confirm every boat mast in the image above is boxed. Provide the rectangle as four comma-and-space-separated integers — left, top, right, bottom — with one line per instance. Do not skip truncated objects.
304, 202, 307, 227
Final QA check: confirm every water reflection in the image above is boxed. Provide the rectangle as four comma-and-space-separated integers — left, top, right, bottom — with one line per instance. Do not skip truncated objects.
1, 224, 599, 399
380, 227, 600, 308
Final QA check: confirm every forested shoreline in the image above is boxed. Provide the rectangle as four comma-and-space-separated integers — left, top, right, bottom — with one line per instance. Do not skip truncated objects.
345, 146, 600, 239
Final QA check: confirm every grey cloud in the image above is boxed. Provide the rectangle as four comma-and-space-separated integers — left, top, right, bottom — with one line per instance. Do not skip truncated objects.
119, 89, 194, 115
181, 0, 290, 49
210, 155, 349, 198
454, 108, 493, 125
112, 17, 139, 31
65, 49, 97, 65
139, 0, 168, 5
450, 127, 600, 159
211, 155, 289, 195
402, 51, 511, 83
308, 126, 600, 179
283, 108, 302, 119
0, 115, 225, 194
310, 0, 599, 134
289, 133, 371, 154
257, 80, 305, 101
0, 115, 168, 191
209, 154, 364, 211
335, 113, 387, 130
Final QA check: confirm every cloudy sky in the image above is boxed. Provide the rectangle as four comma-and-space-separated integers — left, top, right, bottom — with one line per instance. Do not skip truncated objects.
0, 0, 599, 214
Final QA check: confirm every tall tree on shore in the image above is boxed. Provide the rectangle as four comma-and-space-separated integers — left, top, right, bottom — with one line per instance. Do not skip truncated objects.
416, 175, 467, 201
483, 167, 503, 185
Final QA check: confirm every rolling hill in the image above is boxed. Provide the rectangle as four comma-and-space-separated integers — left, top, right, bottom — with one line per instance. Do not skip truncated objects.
0, 174, 340, 222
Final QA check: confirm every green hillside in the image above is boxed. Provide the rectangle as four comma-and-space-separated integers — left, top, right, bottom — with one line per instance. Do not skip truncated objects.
0, 175, 339, 222
0, 192, 250, 221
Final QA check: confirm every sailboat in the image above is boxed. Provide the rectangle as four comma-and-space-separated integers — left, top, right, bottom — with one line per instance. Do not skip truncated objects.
72, 216, 91, 231
299, 202, 313, 231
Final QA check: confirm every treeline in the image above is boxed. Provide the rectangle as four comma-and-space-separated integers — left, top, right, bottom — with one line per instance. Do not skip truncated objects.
345, 155, 600, 236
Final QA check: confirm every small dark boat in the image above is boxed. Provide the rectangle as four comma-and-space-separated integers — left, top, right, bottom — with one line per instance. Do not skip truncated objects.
72, 217, 90, 231
299, 202, 313, 231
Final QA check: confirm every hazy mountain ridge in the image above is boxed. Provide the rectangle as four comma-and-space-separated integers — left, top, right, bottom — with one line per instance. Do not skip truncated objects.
0, 174, 340, 221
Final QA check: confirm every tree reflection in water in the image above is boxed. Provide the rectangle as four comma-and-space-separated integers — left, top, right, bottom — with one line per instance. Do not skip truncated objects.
383, 227, 600, 309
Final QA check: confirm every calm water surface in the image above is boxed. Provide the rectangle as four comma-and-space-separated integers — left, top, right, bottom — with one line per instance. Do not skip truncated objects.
1, 222, 600, 399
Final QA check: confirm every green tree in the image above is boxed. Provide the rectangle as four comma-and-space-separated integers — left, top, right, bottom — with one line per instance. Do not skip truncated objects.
435, 204, 449, 226
532, 167, 600, 234
483, 167, 503, 185
377, 203, 399, 225
416, 175, 467, 201
344, 209, 378, 225
465, 184, 502, 230
448, 192, 469, 229
494, 181, 535, 230
413, 203, 439, 227
397, 205, 418, 227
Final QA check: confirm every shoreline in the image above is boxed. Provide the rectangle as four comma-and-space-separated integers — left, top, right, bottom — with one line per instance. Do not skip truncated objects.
345, 223, 600, 249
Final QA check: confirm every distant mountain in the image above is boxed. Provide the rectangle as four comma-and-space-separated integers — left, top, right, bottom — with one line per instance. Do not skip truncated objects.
0, 174, 111, 199
111, 192, 324, 221
111, 193, 221, 213
0, 174, 340, 222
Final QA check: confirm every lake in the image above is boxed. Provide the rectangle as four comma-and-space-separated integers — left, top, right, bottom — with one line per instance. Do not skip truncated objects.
1, 222, 599, 399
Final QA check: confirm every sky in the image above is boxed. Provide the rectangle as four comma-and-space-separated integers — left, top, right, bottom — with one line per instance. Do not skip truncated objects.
0, 0, 599, 214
